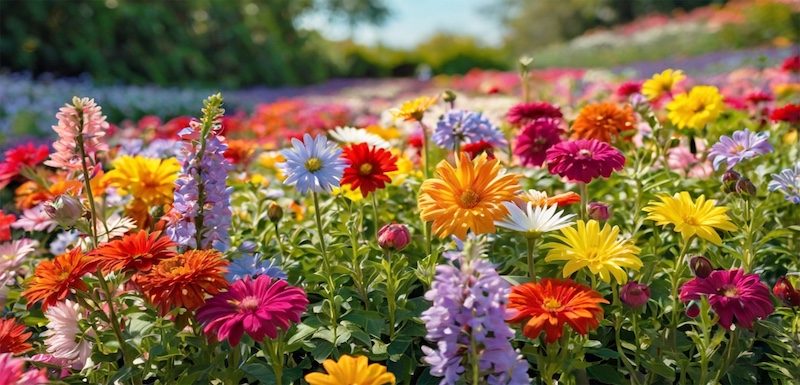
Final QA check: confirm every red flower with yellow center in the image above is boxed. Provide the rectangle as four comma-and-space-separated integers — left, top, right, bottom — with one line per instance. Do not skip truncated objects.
91, 230, 177, 273
22, 248, 98, 311
135, 250, 229, 315
340, 143, 398, 197
507, 278, 608, 344
0, 318, 33, 354
571, 102, 636, 143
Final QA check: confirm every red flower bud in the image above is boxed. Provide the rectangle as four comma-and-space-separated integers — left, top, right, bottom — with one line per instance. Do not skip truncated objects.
587, 202, 610, 221
377, 223, 411, 251
690, 256, 713, 279
773, 277, 800, 307
685, 301, 701, 318
620, 282, 651, 308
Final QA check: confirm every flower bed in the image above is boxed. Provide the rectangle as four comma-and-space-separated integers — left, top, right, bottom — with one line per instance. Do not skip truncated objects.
1, 56, 799, 384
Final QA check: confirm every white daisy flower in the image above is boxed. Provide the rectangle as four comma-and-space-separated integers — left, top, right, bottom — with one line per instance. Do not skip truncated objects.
42, 300, 94, 368
329, 126, 391, 149
494, 201, 576, 238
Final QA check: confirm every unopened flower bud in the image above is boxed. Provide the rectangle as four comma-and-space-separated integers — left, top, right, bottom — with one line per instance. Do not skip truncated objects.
620, 282, 651, 308
587, 202, 610, 221
773, 277, 800, 307
44, 194, 84, 228
377, 223, 411, 251
685, 301, 701, 318
442, 90, 457, 103
267, 202, 283, 224
690, 255, 713, 279
239, 240, 258, 254
735, 178, 757, 196
721, 170, 740, 193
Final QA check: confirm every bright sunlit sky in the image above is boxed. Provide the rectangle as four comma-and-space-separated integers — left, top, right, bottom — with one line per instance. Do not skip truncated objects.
297, 0, 505, 49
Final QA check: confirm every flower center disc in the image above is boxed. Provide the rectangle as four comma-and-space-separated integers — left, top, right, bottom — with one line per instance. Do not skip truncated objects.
239, 296, 260, 311
682, 215, 700, 226
304, 157, 323, 172
460, 189, 480, 208
718, 285, 738, 297
359, 163, 373, 175
544, 298, 562, 311
578, 149, 594, 158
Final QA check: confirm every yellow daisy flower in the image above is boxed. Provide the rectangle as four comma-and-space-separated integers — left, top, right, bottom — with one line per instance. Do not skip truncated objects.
387, 150, 418, 186
643, 191, 737, 246
390, 96, 438, 122
666, 85, 724, 130
102, 155, 181, 206
642, 69, 685, 101
418, 152, 520, 240
331, 184, 365, 202
305, 355, 395, 385
543, 220, 642, 284
365, 125, 401, 141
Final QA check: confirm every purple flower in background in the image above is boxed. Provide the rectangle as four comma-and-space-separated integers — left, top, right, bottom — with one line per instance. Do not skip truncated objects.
226, 254, 287, 282
769, 164, 800, 204
421, 247, 530, 385
433, 109, 507, 150
166, 122, 233, 250
708, 129, 773, 171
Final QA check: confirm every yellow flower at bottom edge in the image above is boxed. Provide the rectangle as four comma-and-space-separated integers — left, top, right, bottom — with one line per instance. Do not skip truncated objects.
642, 191, 738, 246
418, 152, 521, 240
305, 355, 395, 385
666, 85, 724, 130
543, 220, 642, 284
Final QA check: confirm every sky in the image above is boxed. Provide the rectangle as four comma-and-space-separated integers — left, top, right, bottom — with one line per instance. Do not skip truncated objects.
297, 0, 505, 49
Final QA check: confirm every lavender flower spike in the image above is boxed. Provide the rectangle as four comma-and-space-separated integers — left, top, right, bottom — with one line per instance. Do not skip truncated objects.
708, 128, 773, 171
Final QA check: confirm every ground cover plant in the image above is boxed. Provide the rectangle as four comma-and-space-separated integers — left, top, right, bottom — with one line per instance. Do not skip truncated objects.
1, 55, 799, 384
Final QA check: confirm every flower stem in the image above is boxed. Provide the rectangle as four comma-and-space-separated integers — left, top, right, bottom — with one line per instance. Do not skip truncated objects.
579, 182, 588, 222
669, 237, 695, 350
419, 121, 430, 180
311, 190, 338, 344
386, 249, 397, 340
526, 237, 538, 282
712, 329, 739, 384
371, 192, 380, 241
274, 222, 286, 260
75, 132, 103, 248
349, 204, 370, 310
94, 270, 132, 369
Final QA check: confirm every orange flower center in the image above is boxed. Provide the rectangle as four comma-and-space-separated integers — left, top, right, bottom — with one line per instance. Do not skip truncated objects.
239, 296, 260, 311
543, 298, 562, 311
718, 285, 738, 297
359, 163, 373, 175
733, 144, 745, 153
682, 215, 700, 226
304, 157, 323, 172
158, 257, 186, 276
460, 189, 480, 208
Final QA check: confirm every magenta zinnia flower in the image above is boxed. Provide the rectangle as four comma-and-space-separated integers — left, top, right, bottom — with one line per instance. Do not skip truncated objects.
680, 269, 774, 330
514, 118, 563, 167
545, 139, 625, 183
507, 102, 562, 127
196, 275, 308, 346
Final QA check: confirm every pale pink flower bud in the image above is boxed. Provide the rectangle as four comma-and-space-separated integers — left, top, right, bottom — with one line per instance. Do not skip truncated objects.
377, 223, 410, 251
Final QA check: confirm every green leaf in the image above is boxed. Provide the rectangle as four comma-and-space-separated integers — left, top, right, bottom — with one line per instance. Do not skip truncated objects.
387, 336, 413, 356
587, 364, 628, 384
586, 347, 620, 359
643, 360, 675, 382
311, 340, 335, 362
109, 366, 141, 383
241, 362, 275, 383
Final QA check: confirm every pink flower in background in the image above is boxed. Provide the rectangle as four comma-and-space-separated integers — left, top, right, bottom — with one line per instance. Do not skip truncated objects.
0, 353, 49, 384
11, 204, 56, 233
506, 101, 563, 127
515, 118, 563, 167
196, 275, 308, 346
667, 146, 713, 179
680, 269, 774, 330
0, 239, 38, 286
45, 97, 109, 171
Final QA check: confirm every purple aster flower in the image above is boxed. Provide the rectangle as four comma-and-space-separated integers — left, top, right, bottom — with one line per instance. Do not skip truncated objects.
708, 128, 773, 171
277, 133, 347, 194
433, 109, 507, 151
421, 245, 530, 385
769, 163, 800, 204
226, 254, 287, 282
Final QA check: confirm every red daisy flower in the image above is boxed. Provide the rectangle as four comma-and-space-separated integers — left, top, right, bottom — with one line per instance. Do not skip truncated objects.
91, 230, 177, 273
770, 104, 800, 124
0, 318, 33, 354
781, 55, 800, 73
461, 140, 496, 160
22, 247, 99, 311
514, 118, 563, 167
0, 210, 15, 242
341, 143, 398, 197
507, 102, 563, 127
0, 143, 50, 190
545, 139, 626, 183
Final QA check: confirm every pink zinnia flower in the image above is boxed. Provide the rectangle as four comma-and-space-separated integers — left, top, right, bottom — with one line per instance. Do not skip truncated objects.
680, 269, 774, 330
0, 143, 50, 189
45, 97, 109, 171
515, 118, 563, 167
616, 81, 642, 98
507, 102, 562, 127
0, 353, 49, 385
545, 139, 625, 183
196, 275, 308, 346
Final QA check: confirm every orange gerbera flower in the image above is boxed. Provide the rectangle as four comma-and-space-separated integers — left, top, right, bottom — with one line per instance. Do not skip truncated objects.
0, 318, 33, 354
223, 139, 256, 168
135, 249, 229, 315
418, 152, 520, 239
14, 179, 82, 210
91, 230, 177, 273
571, 102, 635, 143
22, 248, 98, 311
507, 278, 608, 344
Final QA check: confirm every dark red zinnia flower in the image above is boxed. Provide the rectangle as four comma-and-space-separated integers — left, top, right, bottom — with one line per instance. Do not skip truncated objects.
461, 140, 496, 160
680, 269, 774, 330
770, 104, 800, 124
341, 143, 398, 197
773, 277, 800, 307
0, 143, 50, 189
781, 55, 800, 73
745, 91, 773, 105
514, 118, 562, 167
0, 318, 33, 354
507, 102, 563, 127
545, 139, 625, 183
616, 81, 642, 98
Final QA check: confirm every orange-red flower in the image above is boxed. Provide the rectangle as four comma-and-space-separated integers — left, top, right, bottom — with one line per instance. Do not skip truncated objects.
135, 250, 229, 315
223, 139, 256, 168
506, 278, 608, 344
341, 143, 398, 197
22, 248, 98, 311
0, 318, 33, 354
91, 230, 177, 273
571, 102, 635, 143
14, 179, 82, 210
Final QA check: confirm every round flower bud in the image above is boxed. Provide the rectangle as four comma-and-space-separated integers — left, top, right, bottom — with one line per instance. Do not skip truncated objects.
44, 194, 84, 228
587, 202, 610, 221
721, 170, 741, 193
620, 282, 651, 308
377, 223, 410, 251
689, 256, 713, 279
685, 301, 701, 318
735, 178, 757, 197
773, 277, 800, 307
267, 202, 283, 224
